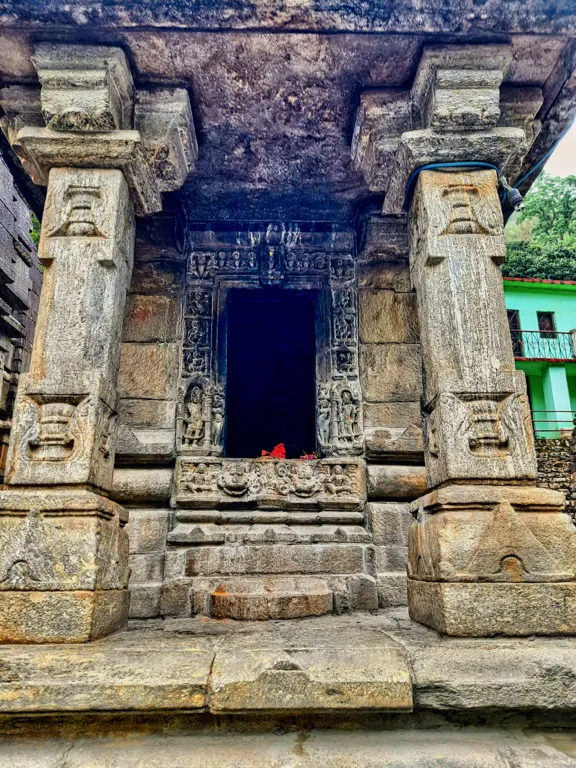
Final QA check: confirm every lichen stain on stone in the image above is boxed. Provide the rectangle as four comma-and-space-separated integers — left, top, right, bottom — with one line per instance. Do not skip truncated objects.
292, 729, 311, 756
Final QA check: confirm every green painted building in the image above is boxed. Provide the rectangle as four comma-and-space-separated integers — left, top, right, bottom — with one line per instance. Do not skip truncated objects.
504, 277, 576, 437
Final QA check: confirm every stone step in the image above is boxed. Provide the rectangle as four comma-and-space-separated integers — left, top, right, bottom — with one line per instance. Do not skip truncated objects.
167, 522, 371, 545
209, 576, 333, 620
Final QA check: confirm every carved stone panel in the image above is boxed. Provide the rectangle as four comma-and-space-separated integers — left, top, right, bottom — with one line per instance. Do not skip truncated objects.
408, 485, 575, 584
0, 490, 129, 592
173, 457, 366, 511
424, 392, 537, 486
6, 379, 117, 488
177, 375, 224, 457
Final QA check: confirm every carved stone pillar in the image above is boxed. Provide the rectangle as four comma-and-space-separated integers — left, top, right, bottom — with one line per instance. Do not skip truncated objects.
407, 169, 576, 635
0, 45, 196, 642
353, 44, 576, 635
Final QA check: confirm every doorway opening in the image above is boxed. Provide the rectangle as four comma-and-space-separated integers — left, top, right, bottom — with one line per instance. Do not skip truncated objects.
225, 289, 317, 459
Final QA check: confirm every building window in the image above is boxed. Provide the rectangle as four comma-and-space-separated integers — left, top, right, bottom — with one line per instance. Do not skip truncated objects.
507, 309, 523, 357
537, 311, 557, 339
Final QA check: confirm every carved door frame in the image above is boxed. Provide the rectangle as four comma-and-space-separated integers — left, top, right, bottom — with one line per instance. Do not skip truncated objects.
178, 236, 363, 458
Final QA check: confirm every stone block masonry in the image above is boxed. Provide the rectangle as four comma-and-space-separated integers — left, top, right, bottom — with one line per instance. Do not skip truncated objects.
0, 156, 40, 482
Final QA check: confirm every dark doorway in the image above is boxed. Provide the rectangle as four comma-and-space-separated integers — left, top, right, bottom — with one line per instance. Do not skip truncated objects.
225, 289, 317, 459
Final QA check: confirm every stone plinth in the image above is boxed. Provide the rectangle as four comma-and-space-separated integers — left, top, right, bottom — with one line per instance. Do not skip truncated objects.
408, 484, 576, 636
0, 489, 129, 643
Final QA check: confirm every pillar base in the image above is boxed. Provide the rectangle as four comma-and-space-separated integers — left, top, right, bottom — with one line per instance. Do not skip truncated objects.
0, 488, 130, 643
0, 589, 129, 643
408, 579, 576, 636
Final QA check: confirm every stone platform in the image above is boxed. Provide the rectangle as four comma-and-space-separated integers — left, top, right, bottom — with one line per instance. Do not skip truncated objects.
2, 609, 576, 765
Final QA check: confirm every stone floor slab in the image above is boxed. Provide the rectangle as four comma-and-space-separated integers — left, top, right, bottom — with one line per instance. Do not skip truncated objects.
209, 619, 412, 712
0, 632, 214, 712
3, 609, 576, 716
1, 729, 575, 768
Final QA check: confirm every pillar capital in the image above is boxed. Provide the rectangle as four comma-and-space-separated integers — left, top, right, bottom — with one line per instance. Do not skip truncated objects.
352, 43, 543, 214
0, 43, 197, 215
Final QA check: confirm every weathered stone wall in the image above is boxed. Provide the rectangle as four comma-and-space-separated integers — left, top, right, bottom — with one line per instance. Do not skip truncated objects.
0, 155, 40, 480
116, 218, 184, 619
536, 437, 573, 512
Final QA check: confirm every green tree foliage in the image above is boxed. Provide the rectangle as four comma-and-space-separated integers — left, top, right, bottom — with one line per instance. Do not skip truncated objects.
503, 242, 576, 280
503, 173, 576, 279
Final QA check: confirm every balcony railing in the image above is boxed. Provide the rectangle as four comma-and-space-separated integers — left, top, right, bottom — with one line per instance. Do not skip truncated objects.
511, 330, 576, 361
532, 410, 574, 438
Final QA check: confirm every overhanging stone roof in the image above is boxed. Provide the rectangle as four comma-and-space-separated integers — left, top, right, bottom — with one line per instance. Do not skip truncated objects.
0, 1, 575, 221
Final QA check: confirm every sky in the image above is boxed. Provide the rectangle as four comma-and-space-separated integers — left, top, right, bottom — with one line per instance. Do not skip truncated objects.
542, 119, 576, 176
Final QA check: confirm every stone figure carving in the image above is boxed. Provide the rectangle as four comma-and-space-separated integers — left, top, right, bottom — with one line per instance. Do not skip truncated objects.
323, 464, 353, 495
211, 394, 224, 448
330, 255, 355, 281
176, 457, 363, 506
259, 244, 285, 286
292, 462, 321, 497
217, 462, 253, 496
182, 347, 209, 376
317, 380, 363, 456
179, 378, 225, 456
186, 288, 211, 317
183, 386, 205, 448
334, 348, 356, 374
317, 386, 331, 446
185, 462, 215, 494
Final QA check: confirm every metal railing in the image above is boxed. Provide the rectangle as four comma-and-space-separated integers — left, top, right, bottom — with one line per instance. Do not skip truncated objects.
532, 410, 574, 437
511, 330, 575, 361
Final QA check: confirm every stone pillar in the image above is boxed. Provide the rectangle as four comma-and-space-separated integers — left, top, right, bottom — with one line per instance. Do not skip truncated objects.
353, 44, 576, 635
0, 44, 196, 642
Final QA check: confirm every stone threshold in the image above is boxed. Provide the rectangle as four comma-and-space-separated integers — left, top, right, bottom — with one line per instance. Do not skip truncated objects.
1, 608, 576, 715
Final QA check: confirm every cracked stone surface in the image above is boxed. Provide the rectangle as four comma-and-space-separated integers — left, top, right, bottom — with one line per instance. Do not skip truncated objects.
2, 609, 576, 715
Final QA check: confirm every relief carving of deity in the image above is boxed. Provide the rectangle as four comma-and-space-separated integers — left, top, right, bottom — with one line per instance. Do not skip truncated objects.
292, 462, 321, 497
324, 464, 353, 495
317, 380, 363, 456
183, 386, 205, 448
180, 378, 225, 456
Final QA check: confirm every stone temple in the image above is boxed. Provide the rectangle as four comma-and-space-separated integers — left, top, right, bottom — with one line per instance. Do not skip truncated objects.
2, 1, 576, 765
